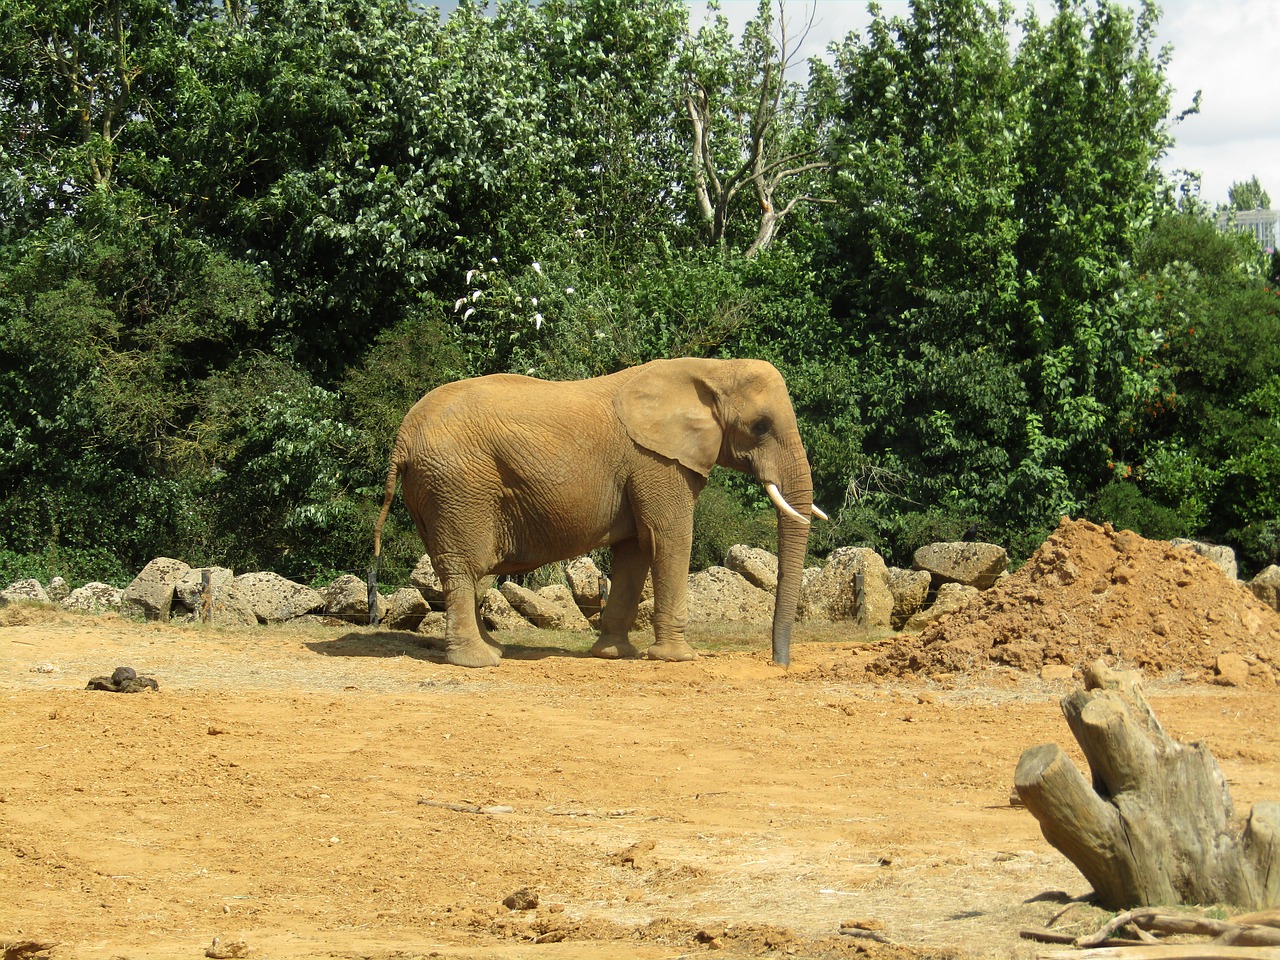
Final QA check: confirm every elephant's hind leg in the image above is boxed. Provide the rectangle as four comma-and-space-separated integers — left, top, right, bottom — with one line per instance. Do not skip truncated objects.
439, 568, 502, 668
590, 539, 644, 659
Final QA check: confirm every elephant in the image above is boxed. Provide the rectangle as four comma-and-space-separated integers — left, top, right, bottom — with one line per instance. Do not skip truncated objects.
370, 357, 824, 668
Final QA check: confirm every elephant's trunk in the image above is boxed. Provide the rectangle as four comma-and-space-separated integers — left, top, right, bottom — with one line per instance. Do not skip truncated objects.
767, 460, 814, 668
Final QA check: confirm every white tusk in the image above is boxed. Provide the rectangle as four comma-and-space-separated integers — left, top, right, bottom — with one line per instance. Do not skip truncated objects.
765, 483, 810, 524
811, 504, 830, 522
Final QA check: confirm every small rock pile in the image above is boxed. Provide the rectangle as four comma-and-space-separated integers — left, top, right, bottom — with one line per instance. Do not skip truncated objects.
869, 518, 1280, 686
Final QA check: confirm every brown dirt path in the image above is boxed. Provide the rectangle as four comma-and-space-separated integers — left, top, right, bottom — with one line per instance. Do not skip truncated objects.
2, 604, 1279, 959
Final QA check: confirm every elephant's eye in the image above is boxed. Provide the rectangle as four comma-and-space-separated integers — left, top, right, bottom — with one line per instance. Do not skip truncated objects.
751, 417, 772, 438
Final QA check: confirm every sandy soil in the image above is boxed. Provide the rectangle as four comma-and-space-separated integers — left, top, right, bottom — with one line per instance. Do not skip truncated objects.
3, 520, 1280, 960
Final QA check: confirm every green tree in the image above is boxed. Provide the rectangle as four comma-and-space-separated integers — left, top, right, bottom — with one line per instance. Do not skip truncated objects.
816, 0, 1176, 559
1106, 213, 1280, 571
0, 188, 272, 569
1228, 175, 1271, 211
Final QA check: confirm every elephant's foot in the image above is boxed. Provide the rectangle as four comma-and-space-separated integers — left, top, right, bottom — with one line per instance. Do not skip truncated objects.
590, 635, 640, 660
645, 639, 698, 662
445, 637, 503, 668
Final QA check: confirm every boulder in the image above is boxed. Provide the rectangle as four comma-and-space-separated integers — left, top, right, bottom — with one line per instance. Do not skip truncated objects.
409, 555, 445, 604
324, 574, 383, 623
417, 610, 447, 637
47, 577, 69, 603
1, 578, 50, 605
564, 556, 608, 619
801, 547, 893, 629
384, 587, 430, 631
634, 597, 655, 631
173, 567, 257, 627
1171, 538, 1238, 581
174, 565, 236, 610
687, 566, 774, 624
499, 581, 588, 631
912, 541, 1008, 589
535, 584, 592, 630
234, 571, 325, 623
1250, 564, 1280, 610
724, 545, 779, 592
61, 582, 124, 613
123, 558, 191, 621
886, 566, 931, 629
903, 582, 979, 632
481, 588, 531, 631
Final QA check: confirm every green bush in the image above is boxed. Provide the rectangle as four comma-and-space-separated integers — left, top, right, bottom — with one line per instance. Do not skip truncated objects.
691, 473, 777, 572
1085, 480, 1189, 542
0, 546, 132, 589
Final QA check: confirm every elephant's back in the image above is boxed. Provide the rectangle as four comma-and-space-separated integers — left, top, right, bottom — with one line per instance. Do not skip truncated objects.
412, 372, 614, 419
399, 371, 624, 468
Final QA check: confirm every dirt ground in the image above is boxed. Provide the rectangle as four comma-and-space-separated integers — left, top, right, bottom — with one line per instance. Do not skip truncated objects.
3, 520, 1280, 960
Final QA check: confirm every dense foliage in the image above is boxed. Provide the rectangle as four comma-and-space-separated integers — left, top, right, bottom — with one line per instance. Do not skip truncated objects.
2, 0, 1277, 587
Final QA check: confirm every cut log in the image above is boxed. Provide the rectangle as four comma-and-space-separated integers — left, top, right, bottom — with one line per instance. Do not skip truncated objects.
1015, 660, 1280, 910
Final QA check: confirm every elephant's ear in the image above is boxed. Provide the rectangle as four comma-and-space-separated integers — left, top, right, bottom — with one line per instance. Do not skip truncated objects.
614, 359, 722, 477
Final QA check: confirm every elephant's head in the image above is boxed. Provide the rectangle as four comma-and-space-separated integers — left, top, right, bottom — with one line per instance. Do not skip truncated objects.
615, 358, 819, 666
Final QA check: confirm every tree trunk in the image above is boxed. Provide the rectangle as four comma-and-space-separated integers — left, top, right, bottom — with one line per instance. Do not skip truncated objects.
1014, 660, 1280, 910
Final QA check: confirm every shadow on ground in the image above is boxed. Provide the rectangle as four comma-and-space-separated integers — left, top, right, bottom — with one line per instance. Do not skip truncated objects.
307, 630, 594, 663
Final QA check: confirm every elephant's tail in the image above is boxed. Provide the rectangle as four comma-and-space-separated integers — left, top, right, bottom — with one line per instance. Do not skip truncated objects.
368, 456, 401, 626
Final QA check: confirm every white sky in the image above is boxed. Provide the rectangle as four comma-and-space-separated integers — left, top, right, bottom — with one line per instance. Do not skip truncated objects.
692, 1, 1280, 208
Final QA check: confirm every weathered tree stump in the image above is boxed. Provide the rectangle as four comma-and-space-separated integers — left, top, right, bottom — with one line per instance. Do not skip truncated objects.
1015, 660, 1280, 910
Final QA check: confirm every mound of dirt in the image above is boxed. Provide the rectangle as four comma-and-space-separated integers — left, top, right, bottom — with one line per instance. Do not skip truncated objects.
869, 517, 1280, 684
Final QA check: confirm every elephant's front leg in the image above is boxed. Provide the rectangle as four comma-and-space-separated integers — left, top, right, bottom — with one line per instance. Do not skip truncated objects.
590, 538, 647, 659
644, 527, 698, 662
637, 472, 703, 663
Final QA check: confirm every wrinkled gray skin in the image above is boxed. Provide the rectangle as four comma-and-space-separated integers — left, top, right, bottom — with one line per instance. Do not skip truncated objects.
372, 358, 816, 668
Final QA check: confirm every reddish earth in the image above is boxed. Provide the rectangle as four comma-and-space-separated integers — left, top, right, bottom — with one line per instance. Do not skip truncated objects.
3, 519, 1279, 959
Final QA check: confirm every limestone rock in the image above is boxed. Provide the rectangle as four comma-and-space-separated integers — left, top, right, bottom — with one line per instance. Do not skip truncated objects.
61, 582, 124, 613
173, 567, 257, 626
234, 571, 324, 623
801, 547, 893, 629
324, 574, 383, 623
174, 565, 236, 610
887, 566, 931, 629
481, 588, 530, 631
534, 584, 592, 631
724, 545, 778, 593
1, 578, 50, 605
417, 610, 447, 637
687, 566, 773, 624
913, 541, 1008, 589
564, 556, 608, 619
1171, 538, 1238, 581
1250, 565, 1280, 610
500, 581, 587, 630
409, 555, 445, 604
123, 558, 191, 621
384, 587, 430, 631
903, 582, 979, 632
47, 577, 69, 603
633, 597, 655, 631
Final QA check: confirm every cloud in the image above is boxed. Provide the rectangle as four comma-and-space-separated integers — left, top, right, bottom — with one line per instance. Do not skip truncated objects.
1153, 1, 1280, 204
690, 0, 1280, 206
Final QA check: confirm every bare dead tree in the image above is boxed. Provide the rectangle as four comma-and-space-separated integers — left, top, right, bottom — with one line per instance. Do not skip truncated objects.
684, 0, 832, 258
